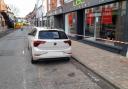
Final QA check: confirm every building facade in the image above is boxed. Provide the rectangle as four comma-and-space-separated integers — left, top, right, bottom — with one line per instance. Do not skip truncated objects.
0, 0, 8, 31
33, 0, 43, 27
0, 0, 15, 29
42, 0, 48, 27
47, 0, 128, 56
47, 0, 64, 28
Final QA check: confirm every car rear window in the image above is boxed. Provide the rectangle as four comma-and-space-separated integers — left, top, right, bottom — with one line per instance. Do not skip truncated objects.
38, 30, 68, 39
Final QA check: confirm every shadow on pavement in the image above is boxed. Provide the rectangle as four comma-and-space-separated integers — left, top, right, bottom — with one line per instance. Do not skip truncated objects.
33, 58, 70, 65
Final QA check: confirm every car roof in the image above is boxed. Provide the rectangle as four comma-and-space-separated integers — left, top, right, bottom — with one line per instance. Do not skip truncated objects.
34, 27, 64, 32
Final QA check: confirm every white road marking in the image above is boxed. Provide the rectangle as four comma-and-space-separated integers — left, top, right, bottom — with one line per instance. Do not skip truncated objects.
23, 50, 25, 54
23, 78, 27, 89
23, 63, 27, 89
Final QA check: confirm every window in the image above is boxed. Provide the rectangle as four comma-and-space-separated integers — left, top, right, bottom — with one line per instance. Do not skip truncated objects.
84, 1, 126, 46
38, 30, 68, 39
30, 28, 37, 36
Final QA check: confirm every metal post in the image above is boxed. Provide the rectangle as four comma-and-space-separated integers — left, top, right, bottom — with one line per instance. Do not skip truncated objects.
125, 0, 128, 57
94, 16, 98, 40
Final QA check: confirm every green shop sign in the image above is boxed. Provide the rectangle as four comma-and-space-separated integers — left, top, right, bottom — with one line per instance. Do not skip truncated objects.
73, 0, 84, 6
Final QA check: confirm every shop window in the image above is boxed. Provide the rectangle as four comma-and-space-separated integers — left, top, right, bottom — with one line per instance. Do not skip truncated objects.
68, 13, 73, 27
84, 1, 126, 46
67, 12, 77, 34
85, 9, 95, 37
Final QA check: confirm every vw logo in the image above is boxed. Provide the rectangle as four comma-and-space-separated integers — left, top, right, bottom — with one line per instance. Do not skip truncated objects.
54, 43, 57, 45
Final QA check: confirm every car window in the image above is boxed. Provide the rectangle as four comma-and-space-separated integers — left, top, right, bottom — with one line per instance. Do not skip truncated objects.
29, 28, 37, 36
38, 30, 68, 39
59, 31, 68, 39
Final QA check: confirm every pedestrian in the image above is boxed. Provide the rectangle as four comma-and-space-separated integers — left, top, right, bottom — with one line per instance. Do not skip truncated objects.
21, 27, 23, 31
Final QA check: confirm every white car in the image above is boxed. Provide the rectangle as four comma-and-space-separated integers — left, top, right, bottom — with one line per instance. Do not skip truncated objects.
28, 27, 72, 63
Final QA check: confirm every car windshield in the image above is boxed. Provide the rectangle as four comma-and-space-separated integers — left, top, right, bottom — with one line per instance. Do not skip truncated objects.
38, 30, 68, 39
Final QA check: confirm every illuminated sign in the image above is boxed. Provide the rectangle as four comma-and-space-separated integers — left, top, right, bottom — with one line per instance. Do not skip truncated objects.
73, 0, 84, 6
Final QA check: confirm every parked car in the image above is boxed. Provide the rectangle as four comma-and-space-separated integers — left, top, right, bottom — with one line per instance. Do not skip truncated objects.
28, 27, 72, 63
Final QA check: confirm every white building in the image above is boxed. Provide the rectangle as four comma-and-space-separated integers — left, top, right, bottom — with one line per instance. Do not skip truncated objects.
35, 0, 43, 27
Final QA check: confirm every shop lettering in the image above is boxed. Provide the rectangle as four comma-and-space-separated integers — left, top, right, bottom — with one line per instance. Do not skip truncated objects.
74, 0, 84, 6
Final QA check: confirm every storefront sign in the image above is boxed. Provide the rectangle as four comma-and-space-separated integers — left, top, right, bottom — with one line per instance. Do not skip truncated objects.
73, 0, 84, 6
63, 0, 114, 13
101, 7, 112, 24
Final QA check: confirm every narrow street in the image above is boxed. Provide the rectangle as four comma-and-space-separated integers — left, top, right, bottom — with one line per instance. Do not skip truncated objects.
0, 28, 102, 89
0, 0, 128, 89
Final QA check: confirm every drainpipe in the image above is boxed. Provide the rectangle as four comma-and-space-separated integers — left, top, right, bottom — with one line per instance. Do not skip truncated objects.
125, 0, 128, 57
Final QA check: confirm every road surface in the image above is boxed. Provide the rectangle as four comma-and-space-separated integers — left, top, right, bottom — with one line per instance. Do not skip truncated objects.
0, 28, 102, 89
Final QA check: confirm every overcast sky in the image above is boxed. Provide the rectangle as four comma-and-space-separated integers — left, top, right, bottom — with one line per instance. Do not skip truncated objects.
5, 0, 36, 17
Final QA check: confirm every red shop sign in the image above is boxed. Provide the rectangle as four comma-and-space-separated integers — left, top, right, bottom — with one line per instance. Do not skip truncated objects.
86, 10, 94, 25
68, 13, 73, 26
101, 7, 112, 24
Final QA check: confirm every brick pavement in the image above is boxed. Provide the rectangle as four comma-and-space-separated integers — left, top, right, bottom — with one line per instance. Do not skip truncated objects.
72, 40, 128, 89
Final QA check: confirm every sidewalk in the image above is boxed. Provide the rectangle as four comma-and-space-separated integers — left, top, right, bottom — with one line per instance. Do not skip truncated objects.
72, 40, 128, 89
0, 28, 14, 38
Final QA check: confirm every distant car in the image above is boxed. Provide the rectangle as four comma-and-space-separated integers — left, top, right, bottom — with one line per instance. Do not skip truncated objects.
28, 27, 72, 63
23, 22, 30, 26
14, 22, 23, 29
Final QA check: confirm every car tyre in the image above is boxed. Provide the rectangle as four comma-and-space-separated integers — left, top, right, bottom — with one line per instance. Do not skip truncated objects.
65, 57, 70, 61
31, 58, 37, 64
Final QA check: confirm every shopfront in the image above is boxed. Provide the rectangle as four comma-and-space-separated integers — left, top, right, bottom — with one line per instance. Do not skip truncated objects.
62, 0, 128, 55
84, 1, 127, 46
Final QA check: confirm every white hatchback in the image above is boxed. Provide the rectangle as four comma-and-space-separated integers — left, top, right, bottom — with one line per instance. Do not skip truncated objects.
28, 27, 71, 63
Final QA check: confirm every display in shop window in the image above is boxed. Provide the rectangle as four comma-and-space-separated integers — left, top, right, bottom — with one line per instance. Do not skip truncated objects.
101, 7, 112, 24
68, 13, 73, 27
86, 9, 94, 25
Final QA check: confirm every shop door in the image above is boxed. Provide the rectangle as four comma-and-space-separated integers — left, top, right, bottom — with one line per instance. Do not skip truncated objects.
94, 15, 100, 40
84, 11, 100, 40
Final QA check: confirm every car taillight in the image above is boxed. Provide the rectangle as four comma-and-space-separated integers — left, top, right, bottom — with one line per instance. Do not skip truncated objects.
64, 40, 71, 46
33, 41, 46, 47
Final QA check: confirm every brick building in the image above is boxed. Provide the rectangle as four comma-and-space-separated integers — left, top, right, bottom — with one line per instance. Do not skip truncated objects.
0, 0, 8, 31
0, 0, 15, 29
